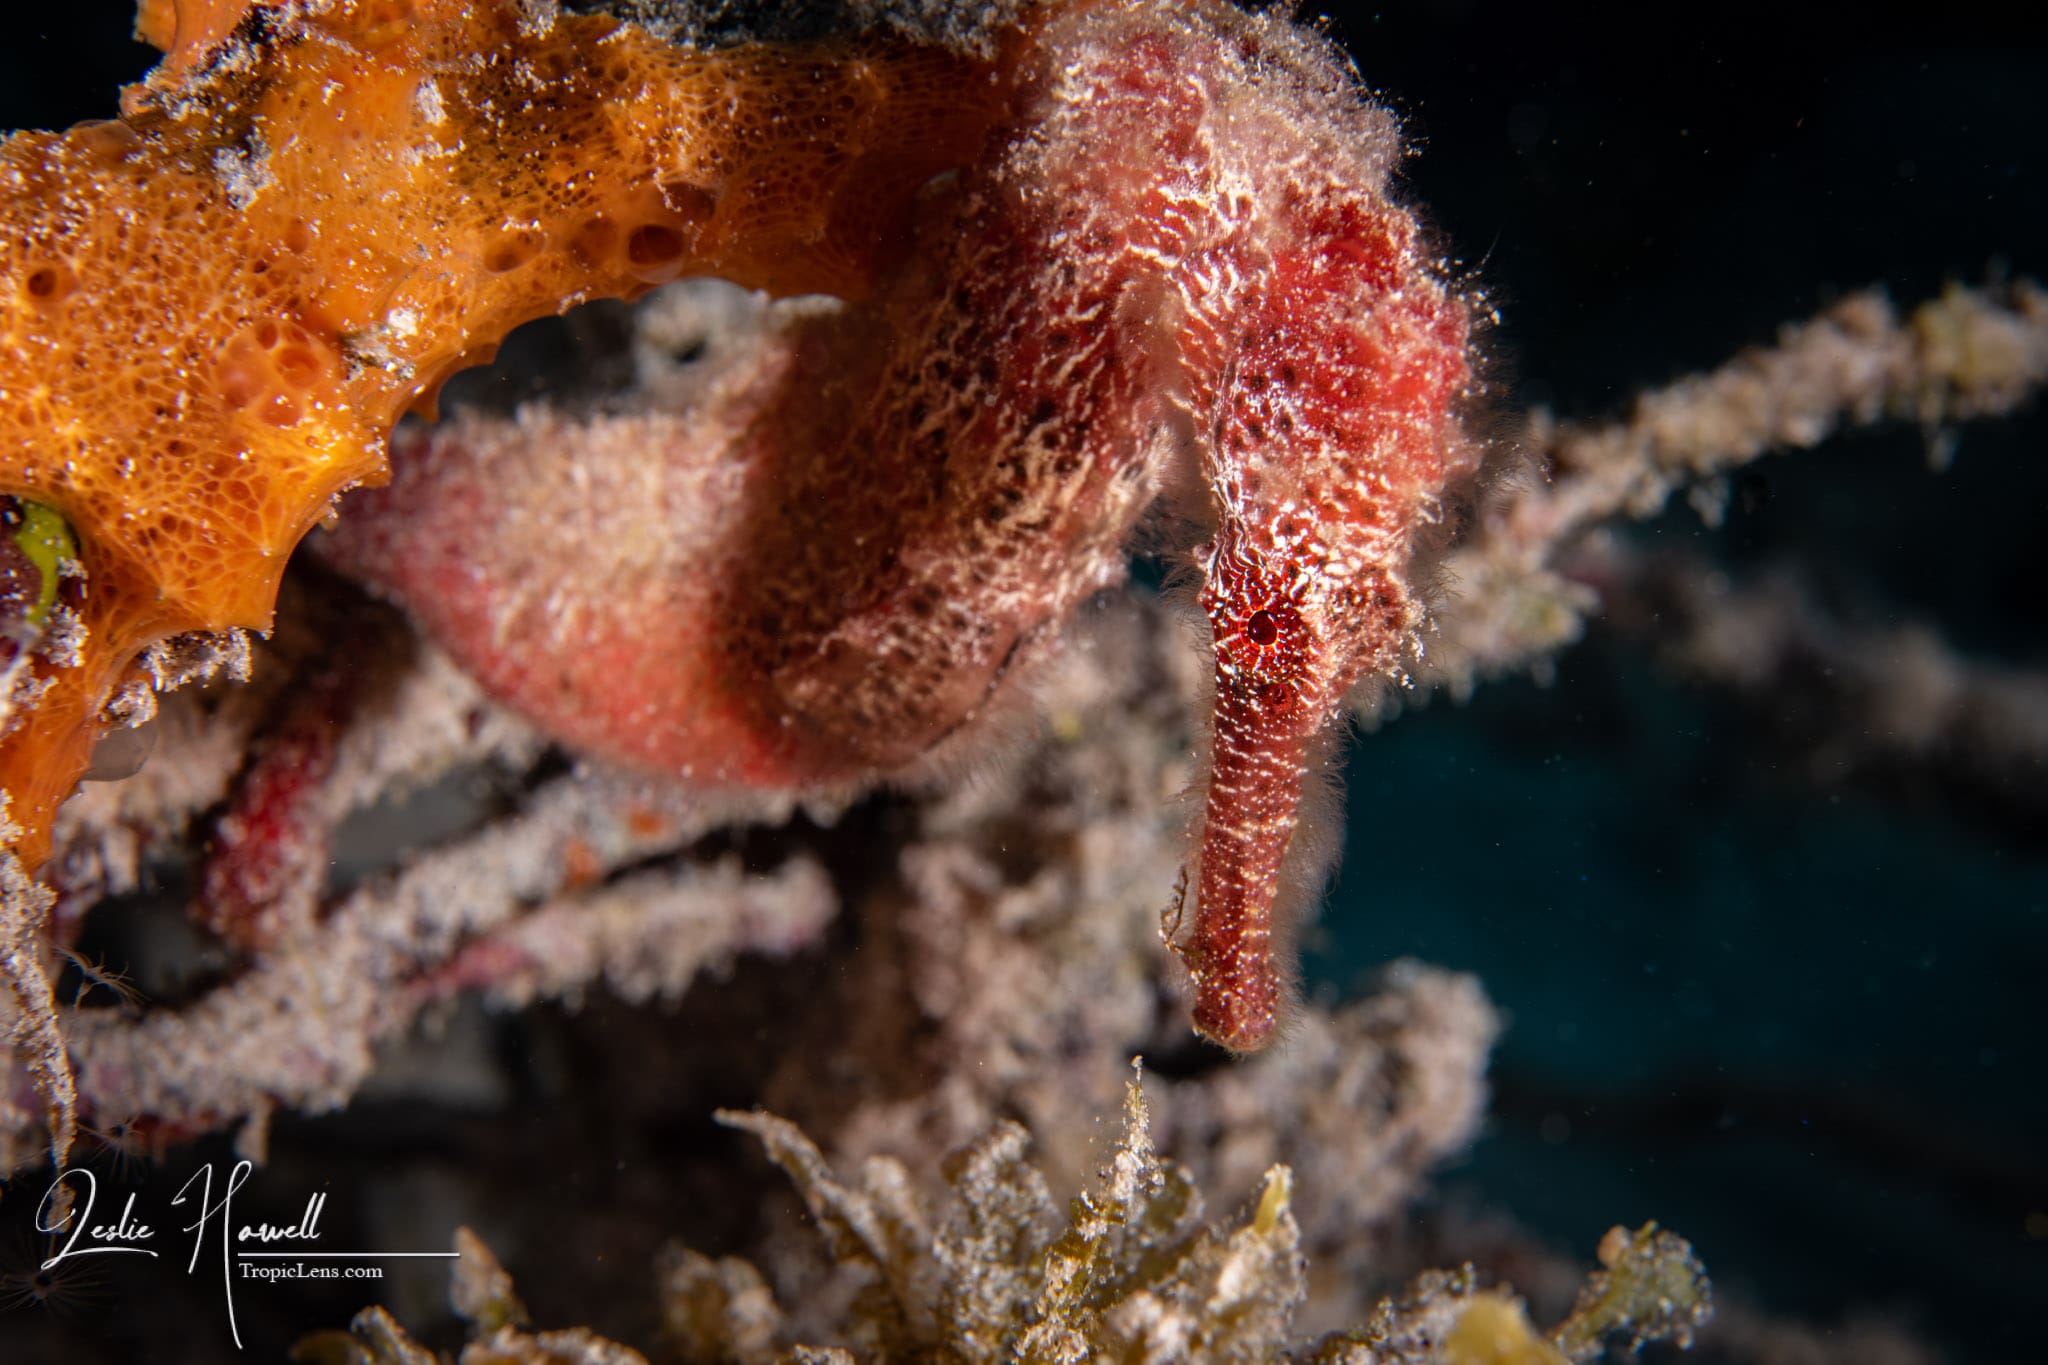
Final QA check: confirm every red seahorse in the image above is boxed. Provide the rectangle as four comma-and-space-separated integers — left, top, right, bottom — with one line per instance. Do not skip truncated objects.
324, 0, 1477, 1051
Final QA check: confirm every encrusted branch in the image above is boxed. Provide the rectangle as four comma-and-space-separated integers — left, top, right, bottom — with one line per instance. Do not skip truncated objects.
1427, 284, 2048, 694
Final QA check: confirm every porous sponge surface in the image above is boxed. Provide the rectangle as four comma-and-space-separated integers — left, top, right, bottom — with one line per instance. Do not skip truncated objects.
0, 0, 999, 862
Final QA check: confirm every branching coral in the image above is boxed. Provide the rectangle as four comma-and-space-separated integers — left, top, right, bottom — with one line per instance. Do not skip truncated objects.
1, 629, 838, 1168
0, 0, 1024, 1162
1561, 535, 2048, 823
1424, 284, 2048, 697
0, 8, 2039, 1356
4, 275, 2042, 1186
306, 0, 1479, 1055
0, 576, 1500, 1216
0, 0, 1494, 1167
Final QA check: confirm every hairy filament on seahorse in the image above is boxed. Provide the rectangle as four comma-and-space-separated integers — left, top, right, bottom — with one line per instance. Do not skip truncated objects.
318, 0, 1480, 1051
1173, 187, 1477, 1050
0, 0, 1477, 1080
1187, 529, 1328, 1049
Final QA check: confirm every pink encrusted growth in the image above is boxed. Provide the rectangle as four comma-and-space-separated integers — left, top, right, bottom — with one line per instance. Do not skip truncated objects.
321, 0, 1478, 1051
196, 613, 403, 952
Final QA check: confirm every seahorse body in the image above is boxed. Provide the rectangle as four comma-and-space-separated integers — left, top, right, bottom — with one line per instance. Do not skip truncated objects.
322, 0, 1477, 1050
964, 2, 1477, 1051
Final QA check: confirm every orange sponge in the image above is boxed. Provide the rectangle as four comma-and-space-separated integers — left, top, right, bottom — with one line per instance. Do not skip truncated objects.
0, 0, 1002, 865
132, 0, 258, 69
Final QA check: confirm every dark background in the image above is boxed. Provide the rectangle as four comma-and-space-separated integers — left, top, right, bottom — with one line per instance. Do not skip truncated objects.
1304, 3, 2048, 1361
1, 2, 2043, 1360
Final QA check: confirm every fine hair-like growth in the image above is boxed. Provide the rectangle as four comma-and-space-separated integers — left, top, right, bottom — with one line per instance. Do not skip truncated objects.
0, 0, 1476, 1166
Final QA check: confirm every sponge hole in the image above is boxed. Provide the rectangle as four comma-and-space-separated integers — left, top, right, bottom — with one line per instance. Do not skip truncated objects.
483, 228, 543, 274
275, 346, 323, 388
626, 223, 687, 283
22, 261, 76, 307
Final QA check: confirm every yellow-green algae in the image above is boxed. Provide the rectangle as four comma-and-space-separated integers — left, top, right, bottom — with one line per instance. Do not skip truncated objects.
298, 1074, 1711, 1365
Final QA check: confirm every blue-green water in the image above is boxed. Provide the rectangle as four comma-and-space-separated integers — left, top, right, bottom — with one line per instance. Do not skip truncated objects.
1314, 640, 2046, 1326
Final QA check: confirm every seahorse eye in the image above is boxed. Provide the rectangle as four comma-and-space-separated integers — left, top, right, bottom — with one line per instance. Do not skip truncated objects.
1245, 608, 1279, 645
